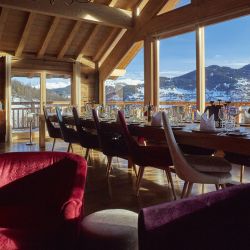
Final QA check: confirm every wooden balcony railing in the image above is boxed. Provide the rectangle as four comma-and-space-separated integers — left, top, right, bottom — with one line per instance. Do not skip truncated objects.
11, 101, 70, 131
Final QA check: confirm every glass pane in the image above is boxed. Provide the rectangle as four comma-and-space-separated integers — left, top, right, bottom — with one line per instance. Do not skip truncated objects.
46, 74, 71, 112
174, 0, 191, 10
159, 32, 196, 107
205, 15, 250, 103
46, 74, 71, 103
105, 47, 144, 109
11, 74, 40, 134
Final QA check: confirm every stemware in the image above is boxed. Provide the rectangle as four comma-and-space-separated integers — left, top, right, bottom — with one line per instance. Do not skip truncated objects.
229, 106, 239, 128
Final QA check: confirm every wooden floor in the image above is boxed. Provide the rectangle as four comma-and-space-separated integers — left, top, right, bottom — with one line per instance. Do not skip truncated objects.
0, 138, 248, 215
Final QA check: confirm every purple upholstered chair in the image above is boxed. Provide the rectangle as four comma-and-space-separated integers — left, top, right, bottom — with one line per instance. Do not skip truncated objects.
139, 183, 250, 250
118, 111, 176, 199
92, 109, 134, 177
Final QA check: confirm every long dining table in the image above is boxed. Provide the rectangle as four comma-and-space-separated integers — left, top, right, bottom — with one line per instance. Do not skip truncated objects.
50, 114, 250, 157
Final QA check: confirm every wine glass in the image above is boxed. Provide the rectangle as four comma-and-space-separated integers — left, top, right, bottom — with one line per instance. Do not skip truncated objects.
218, 107, 225, 128
229, 106, 239, 128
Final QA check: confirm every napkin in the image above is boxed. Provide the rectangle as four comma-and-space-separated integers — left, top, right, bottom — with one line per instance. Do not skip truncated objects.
200, 113, 216, 131
151, 111, 162, 126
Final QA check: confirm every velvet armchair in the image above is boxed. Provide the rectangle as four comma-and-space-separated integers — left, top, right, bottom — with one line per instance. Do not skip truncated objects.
0, 151, 87, 250
138, 183, 250, 250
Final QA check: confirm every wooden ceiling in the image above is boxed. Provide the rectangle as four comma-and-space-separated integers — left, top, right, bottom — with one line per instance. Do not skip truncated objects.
2, 0, 248, 79
0, 0, 143, 74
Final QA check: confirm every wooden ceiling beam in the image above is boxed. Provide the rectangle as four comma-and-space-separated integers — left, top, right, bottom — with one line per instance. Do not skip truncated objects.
99, 0, 170, 80
109, 0, 119, 7
98, 29, 126, 67
77, 0, 119, 65
93, 28, 120, 63
0, 0, 132, 29
110, 69, 126, 78
76, 25, 100, 62
0, 8, 9, 42
38, 16, 60, 58
140, 0, 250, 39
57, 21, 82, 59
117, 41, 144, 69
15, 12, 36, 57
158, 0, 179, 15
80, 57, 96, 69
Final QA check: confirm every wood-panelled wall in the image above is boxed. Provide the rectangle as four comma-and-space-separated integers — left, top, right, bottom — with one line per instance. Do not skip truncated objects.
81, 72, 99, 105
0, 57, 6, 142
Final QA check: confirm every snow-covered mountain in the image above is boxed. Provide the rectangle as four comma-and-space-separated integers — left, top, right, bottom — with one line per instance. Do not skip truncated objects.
106, 64, 250, 102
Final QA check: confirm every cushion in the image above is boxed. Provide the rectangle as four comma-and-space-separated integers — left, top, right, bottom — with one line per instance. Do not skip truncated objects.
185, 155, 232, 173
80, 209, 138, 250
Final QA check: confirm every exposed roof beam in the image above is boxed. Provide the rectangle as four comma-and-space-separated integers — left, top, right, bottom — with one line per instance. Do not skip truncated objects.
0, 0, 132, 29
137, 0, 150, 14
109, 69, 126, 78
98, 29, 126, 67
109, 0, 119, 7
38, 17, 60, 58
80, 57, 96, 69
99, 0, 170, 80
76, 25, 100, 61
93, 28, 120, 62
15, 12, 36, 57
139, 0, 250, 39
117, 41, 143, 69
158, 0, 179, 15
77, 0, 118, 64
0, 8, 9, 42
57, 21, 82, 59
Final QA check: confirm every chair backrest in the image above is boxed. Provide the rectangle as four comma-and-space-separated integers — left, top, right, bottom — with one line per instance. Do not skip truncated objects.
56, 106, 71, 141
161, 111, 203, 182
117, 110, 139, 152
92, 109, 127, 156
72, 106, 83, 134
43, 106, 57, 136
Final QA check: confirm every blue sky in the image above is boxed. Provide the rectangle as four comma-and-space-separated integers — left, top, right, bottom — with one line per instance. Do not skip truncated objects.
125, 13, 250, 79
12, 76, 71, 89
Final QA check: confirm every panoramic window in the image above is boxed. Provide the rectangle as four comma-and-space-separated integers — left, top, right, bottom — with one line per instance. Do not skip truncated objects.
11, 74, 41, 132
159, 32, 196, 104
105, 47, 144, 104
46, 74, 71, 104
174, 0, 191, 10
205, 15, 250, 103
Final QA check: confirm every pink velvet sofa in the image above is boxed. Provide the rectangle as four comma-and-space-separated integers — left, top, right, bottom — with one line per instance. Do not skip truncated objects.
0, 152, 87, 250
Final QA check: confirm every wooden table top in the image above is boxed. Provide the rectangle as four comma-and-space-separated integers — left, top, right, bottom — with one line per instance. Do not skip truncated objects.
49, 114, 250, 156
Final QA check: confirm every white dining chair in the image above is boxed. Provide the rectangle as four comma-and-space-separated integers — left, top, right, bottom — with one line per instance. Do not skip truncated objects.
162, 111, 232, 198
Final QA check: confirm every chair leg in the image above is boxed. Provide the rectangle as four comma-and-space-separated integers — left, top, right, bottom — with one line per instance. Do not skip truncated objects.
201, 184, 205, 194
85, 148, 90, 160
67, 143, 71, 152
70, 143, 74, 153
165, 168, 176, 200
240, 165, 245, 183
181, 181, 188, 199
52, 138, 56, 151
215, 184, 220, 190
185, 182, 193, 198
136, 167, 145, 197
132, 163, 138, 177
106, 156, 113, 177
